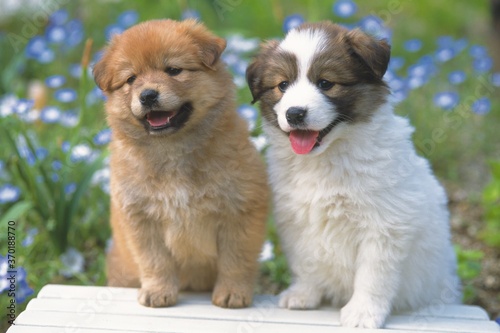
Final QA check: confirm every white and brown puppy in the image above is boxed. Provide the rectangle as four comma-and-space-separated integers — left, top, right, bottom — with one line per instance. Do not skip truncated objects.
94, 19, 269, 309
247, 22, 460, 328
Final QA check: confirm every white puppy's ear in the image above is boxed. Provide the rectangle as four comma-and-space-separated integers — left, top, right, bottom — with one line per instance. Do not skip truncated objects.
246, 40, 279, 103
346, 29, 390, 80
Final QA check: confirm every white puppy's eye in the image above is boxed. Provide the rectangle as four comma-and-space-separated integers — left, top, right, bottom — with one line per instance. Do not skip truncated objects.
165, 67, 183, 76
127, 75, 136, 85
317, 79, 334, 90
278, 81, 289, 92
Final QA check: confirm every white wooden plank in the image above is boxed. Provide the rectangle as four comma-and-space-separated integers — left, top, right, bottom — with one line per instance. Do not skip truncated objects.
21, 297, 500, 333
12, 311, 420, 333
7, 326, 131, 333
36, 284, 490, 320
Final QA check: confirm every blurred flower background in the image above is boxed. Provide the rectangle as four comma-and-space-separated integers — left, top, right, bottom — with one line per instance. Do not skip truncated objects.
0, 0, 499, 330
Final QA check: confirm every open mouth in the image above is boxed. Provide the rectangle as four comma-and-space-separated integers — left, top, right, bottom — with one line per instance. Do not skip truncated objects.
288, 117, 344, 155
142, 102, 193, 133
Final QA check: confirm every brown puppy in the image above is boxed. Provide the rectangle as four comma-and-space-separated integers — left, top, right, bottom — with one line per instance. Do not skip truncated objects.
93, 19, 269, 309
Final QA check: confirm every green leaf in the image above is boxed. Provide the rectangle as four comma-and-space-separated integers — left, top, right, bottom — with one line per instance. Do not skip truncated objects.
1, 201, 33, 221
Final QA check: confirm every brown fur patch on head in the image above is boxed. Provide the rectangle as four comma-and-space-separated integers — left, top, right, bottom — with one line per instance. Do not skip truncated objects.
246, 40, 299, 128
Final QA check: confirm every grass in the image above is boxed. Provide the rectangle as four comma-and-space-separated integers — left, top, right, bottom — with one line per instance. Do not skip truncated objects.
0, 0, 499, 331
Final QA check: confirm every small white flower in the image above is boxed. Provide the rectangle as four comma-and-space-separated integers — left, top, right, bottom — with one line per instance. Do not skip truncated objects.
59, 247, 85, 277
259, 240, 274, 262
251, 135, 268, 152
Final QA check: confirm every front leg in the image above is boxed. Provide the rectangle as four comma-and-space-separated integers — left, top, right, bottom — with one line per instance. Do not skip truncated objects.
212, 213, 266, 308
340, 232, 408, 328
120, 211, 179, 308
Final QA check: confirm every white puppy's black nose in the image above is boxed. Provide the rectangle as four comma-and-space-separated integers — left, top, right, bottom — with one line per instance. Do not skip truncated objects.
286, 107, 307, 126
140, 89, 159, 107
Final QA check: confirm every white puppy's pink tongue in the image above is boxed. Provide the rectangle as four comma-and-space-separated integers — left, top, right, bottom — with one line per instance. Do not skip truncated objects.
289, 130, 319, 154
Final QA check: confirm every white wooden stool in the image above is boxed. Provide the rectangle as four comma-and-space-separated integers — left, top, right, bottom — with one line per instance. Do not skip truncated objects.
7, 284, 500, 332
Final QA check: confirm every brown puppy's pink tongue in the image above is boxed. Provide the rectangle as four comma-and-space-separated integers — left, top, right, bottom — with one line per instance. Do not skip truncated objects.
146, 111, 172, 127
289, 130, 319, 154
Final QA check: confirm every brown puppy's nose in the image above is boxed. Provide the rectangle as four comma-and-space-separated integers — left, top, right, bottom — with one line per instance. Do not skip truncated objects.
140, 89, 159, 107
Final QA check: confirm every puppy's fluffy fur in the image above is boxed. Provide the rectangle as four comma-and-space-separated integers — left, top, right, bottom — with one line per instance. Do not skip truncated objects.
94, 19, 269, 309
247, 22, 460, 328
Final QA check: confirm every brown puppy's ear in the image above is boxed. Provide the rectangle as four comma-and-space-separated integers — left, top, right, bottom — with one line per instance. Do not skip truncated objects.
92, 35, 121, 92
198, 36, 226, 70
246, 40, 279, 104
92, 54, 110, 92
346, 29, 390, 80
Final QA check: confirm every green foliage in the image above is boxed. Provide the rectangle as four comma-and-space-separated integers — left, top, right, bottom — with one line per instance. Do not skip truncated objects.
455, 245, 484, 302
480, 161, 500, 247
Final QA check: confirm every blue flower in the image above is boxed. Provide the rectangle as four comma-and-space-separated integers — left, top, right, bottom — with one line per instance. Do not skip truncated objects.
40, 106, 61, 123
358, 15, 389, 39
54, 88, 77, 103
50, 9, 69, 26
469, 45, 488, 58
473, 56, 493, 73
0, 256, 8, 292
38, 49, 55, 63
70, 144, 93, 163
0, 184, 21, 204
16, 279, 34, 304
52, 160, 63, 171
45, 75, 66, 88
436, 35, 454, 48
65, 19, 84, 47
62, 141, 71, 153
69, 63, 81, 78
117, 10, 139, 28
86, 87, 106, 105
333, 0, 357, 18
105, 24, 124, 40
51, 173, 60, 182
435, 47, 455, 62
0, 95, 17, 117
14, 99, 33, 115
238, 104, 258, 131
181, 9, 201, 21
22, 228, 38, 247
471, 97, 491, 115
65, 183, 77, 195
433, 91, 459, 110
448, 70, 466, 85
453, 38, 468, 53
93, 128, 112, 145
45, 24, 67, 44
16, 136, 36, 165
492, 72, 500, 87
404, 39, 422, 52
35, 147, 48, 161
60, 110, 79, 127
25, 36, 47, 59
59, 247, 85, 277
226, 35, 259, 53
283, 14, 305, 33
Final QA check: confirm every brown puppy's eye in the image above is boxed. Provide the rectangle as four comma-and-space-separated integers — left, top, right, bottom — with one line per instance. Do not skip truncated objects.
278, 81, 289, 92
317, 79, 334, 90
165, 67, 183, 76
127, 75, 136, 84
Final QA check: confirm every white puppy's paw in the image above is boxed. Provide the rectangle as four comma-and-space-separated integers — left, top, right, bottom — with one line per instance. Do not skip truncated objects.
340, 296, 389, 329
279, 286, 321, 310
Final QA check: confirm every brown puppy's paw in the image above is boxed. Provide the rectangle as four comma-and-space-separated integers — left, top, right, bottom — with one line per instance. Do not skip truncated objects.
138, 286, 178, 308
212, 285, 253, 308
